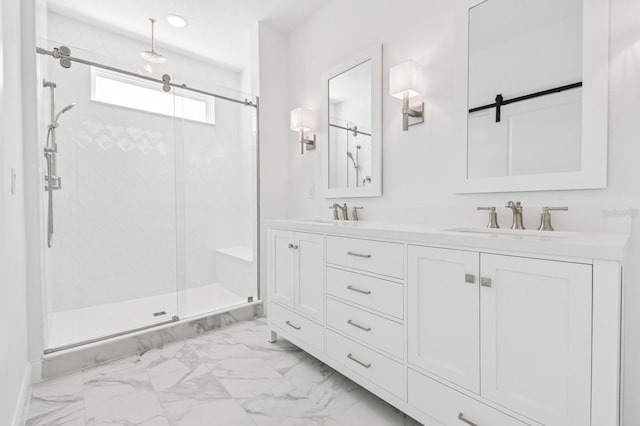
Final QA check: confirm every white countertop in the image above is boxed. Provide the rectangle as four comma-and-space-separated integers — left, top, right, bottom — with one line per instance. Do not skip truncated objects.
268, 219, 630, 262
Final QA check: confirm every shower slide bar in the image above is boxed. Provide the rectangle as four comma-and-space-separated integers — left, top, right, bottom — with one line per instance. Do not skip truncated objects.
35, 46, 258, 109
329, 123, 372, 137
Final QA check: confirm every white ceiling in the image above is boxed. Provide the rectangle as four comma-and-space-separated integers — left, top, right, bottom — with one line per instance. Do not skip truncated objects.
47, 0, 328, 71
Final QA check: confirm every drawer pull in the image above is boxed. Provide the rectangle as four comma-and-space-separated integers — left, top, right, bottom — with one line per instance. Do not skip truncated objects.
347, 319, 371, 332
480, 277, 492, 288
347, 353, 371, 368
465, 273, 475, 284
458, 413, 479, 426
285, 320, 301, 330
288, 243, 298, 249
347, 285, 371, 295
347, 251, 372, 258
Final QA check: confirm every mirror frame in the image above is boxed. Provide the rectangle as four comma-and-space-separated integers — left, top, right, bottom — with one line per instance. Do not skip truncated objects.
456, 0, 609, 193
323, 44, 382, 198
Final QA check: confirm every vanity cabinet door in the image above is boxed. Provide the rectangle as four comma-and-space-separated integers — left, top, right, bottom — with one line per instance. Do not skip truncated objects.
480, 254, 592, 426
295, 232, 324, 322
270, 229, 295, 308
408, 246, 480, 394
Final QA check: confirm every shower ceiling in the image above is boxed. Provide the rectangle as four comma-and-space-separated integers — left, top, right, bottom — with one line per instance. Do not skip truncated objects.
46, 0, 328, 70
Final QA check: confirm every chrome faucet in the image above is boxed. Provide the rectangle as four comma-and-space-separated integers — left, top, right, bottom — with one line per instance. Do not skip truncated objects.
505, 201, 525, 230
329, 203, 349, 220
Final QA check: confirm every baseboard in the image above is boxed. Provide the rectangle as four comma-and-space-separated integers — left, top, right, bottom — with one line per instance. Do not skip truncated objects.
11, 363, 32, 426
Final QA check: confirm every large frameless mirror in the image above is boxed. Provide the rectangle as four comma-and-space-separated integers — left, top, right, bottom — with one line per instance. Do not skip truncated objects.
458, 0, 608, 193
323, 45, 382, 198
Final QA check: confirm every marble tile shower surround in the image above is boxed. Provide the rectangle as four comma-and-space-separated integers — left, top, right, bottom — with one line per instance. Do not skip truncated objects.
26, 319, 422, 426
43, 12, 256, 312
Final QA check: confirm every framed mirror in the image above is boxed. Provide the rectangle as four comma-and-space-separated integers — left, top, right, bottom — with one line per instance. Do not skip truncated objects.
457, 0, 608, 193
323, 45, 382, 198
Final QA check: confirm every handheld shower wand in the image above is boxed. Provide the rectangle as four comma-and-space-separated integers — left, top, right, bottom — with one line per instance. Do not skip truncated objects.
54, 102, 76, 124
346, 151, 360, 187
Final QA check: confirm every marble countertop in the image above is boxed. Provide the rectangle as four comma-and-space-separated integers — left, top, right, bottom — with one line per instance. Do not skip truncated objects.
268, 219, 630, 262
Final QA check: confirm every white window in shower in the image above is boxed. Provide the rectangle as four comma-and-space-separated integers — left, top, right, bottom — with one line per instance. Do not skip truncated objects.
90, 67, 215, 124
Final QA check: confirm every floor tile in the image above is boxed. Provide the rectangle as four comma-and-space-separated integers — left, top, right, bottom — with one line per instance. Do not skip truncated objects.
25, 318, 424, 426
26, 372, 84, 426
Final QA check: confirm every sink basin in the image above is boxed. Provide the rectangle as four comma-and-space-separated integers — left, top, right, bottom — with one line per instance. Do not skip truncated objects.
445, 227, 573, 240
290, 218, 356, 225
293, 218, 336, 224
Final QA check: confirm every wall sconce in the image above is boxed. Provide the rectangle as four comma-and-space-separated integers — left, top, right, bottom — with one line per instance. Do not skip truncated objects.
290, 107, 316, 154
389, 60, 424, 131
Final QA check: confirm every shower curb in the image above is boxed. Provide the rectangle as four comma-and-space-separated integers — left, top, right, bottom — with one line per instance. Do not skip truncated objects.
34, 303, 264, 383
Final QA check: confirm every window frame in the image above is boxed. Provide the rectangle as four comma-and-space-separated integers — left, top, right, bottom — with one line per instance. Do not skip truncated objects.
90, 66, 215, 125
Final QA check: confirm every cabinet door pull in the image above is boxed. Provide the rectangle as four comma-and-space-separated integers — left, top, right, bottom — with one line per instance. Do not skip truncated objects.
347, 353, 371, 368
457, 413, 479, 426
480, 277, 492, 288
347, 319, 371, 332
347, 251, 371, 258
465, 273, 476, 284
288, 243, 298, 249
285, 320, 301, 330
347, 285, 371, 295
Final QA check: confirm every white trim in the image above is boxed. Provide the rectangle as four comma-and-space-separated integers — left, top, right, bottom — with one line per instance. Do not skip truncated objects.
456, 0, 609, 193
591, 260, 623, 426
11, 364, 32, 426
323, 44, 383, 199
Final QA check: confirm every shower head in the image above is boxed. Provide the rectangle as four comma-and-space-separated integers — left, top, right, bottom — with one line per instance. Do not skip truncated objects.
346, 151, 358, 168
141, 18, 166, 64
54, 102, 76, 123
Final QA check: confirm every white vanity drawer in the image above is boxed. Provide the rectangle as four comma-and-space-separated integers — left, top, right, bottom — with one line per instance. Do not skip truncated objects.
408, 369, 529, 426
327, 330, 404, 399
327, 236, 403, 279
270, 303, 324, 353
326, 298, 403, 359
327, 267, 403, 319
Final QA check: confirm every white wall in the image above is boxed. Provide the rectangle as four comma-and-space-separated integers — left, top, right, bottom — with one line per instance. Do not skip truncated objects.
256, 23, 291, 306
2, 0, 32, 423
42, 12, 256, 313
282, 0, 640, 423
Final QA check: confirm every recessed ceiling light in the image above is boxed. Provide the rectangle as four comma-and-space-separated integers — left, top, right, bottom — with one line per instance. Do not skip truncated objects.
166, 14, 187, 28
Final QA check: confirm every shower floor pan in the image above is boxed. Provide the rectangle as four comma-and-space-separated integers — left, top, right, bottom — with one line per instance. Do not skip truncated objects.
47, 283, 248, 352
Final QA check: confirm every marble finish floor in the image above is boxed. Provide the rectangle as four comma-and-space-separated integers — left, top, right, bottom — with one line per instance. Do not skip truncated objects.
26, 318, 422, 425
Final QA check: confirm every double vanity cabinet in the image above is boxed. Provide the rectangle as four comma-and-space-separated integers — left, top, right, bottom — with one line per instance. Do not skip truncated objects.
267, 220, 628, 426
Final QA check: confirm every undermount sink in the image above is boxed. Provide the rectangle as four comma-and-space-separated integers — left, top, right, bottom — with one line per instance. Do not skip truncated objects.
291, 218, 354, 225
445, 227, 573, 239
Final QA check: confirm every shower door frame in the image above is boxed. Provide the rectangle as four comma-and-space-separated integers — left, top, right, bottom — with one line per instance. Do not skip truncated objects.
37, 45, 261, 355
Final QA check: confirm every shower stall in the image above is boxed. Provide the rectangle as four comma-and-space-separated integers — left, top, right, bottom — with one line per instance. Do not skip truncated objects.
36, 35, 259, 354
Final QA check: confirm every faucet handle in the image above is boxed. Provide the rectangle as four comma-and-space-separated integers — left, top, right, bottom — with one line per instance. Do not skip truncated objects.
351, 206, 363, 221
538, 207, 568, 231
543, 206, 569, 213
477, 206, 499, 229
328, 204, 339, 220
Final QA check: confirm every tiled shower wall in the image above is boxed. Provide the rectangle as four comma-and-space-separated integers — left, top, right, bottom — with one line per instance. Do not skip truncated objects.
43, 12, 256, 312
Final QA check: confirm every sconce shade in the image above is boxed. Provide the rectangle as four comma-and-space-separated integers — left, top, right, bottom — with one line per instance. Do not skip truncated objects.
389, 60, 424, 99
290, 107, 313, 132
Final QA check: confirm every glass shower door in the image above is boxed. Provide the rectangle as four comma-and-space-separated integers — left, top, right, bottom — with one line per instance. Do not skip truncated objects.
173, 86, 259, 320
43, 50, 180, 352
